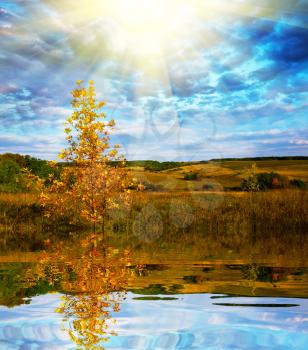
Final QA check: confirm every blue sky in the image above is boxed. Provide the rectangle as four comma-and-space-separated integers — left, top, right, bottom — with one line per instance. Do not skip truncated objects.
0, 0, 307, 160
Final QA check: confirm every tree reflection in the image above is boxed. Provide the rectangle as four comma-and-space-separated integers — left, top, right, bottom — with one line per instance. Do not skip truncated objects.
29, 234, 131, 349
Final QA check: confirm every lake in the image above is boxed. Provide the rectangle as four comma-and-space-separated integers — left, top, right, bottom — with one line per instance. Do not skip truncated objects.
0, 233, 307, 349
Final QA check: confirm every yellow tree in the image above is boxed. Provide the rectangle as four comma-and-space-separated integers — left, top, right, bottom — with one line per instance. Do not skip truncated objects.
40, 80, 133, 234
23, 234, 132, 349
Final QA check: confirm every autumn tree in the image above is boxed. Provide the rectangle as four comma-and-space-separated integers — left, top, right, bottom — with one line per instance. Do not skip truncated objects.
38, 80, 133, 234
23, 234, 132, 349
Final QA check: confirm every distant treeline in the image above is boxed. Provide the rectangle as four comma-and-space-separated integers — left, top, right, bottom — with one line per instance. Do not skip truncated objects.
210, 156, 308, 161
124, 160, 204, 171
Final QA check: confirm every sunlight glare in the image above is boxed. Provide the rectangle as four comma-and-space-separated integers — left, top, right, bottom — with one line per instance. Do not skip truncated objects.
104, 0, 196, 56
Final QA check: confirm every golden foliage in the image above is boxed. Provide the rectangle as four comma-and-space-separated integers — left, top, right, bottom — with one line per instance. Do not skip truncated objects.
24, 234, 131, 349
38, 81, 134, 231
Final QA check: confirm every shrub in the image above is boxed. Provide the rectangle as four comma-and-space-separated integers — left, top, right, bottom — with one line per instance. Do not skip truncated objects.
290, 178, 306, 189
241, 172, 289, 191
184, 172, 198, 181
241, 175, 260, 192
203, 184, 215, 190
258, 172, 288, 190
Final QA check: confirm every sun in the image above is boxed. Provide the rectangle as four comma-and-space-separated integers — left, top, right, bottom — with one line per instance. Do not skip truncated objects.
108, 0, 172, 28
36, 0, 264, 75
101, 0, 197, 56
30, 0, 279, 62
41, 0, 240, 59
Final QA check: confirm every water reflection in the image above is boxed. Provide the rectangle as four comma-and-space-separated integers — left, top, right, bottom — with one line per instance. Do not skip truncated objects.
0, 233, 308, 349
22, 234, 132, 349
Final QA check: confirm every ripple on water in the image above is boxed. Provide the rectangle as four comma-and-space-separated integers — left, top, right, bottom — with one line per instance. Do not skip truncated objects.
0, 293, 307, 349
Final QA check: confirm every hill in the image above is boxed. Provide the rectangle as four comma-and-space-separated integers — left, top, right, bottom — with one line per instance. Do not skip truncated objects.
0, 153, 307, 192
131, 159, 308, 191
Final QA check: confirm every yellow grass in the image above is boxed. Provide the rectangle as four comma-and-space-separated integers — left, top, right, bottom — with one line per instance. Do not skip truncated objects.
0, 192, 37, 205
132, 159, 308, 190
220, 160, 308, 181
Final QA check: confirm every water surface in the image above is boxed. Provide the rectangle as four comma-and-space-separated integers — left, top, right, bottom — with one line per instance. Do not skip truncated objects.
0, 234, 307, 349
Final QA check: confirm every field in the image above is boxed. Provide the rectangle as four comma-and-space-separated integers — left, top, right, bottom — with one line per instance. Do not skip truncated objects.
220, 159, 308, 180
0, 158, 307, 253
1, 189, 307, 257
131, 159, 308, 191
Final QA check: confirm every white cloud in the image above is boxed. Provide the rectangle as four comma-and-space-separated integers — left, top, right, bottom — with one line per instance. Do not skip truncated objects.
290, 139, 308, 145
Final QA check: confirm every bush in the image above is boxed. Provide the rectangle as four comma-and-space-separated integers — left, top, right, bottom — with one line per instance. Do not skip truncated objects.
241, 172, 289, 191
258, 172, 288, 189
184, 172, 198, 181
241, 175, 260, 192
203, 184, 215, 190
290, 179, 306, 189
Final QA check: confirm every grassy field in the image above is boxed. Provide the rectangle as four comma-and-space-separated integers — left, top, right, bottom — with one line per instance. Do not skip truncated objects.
219, 159, 308, 180
0, 189, 307, 253
131, 159, 308, 191
0, 159, 307, 253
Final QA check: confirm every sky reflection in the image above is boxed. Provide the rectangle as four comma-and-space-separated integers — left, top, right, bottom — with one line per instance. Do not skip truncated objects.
0, 293, 307, 349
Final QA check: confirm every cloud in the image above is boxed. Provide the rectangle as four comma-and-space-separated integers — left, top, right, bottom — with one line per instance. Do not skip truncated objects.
0, 134, 64, 159
290, 139, 308, 145
217, 73, 247, 92
266, 25, 308, 64
0, 83, 19, 94
0, 1, 307, 160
